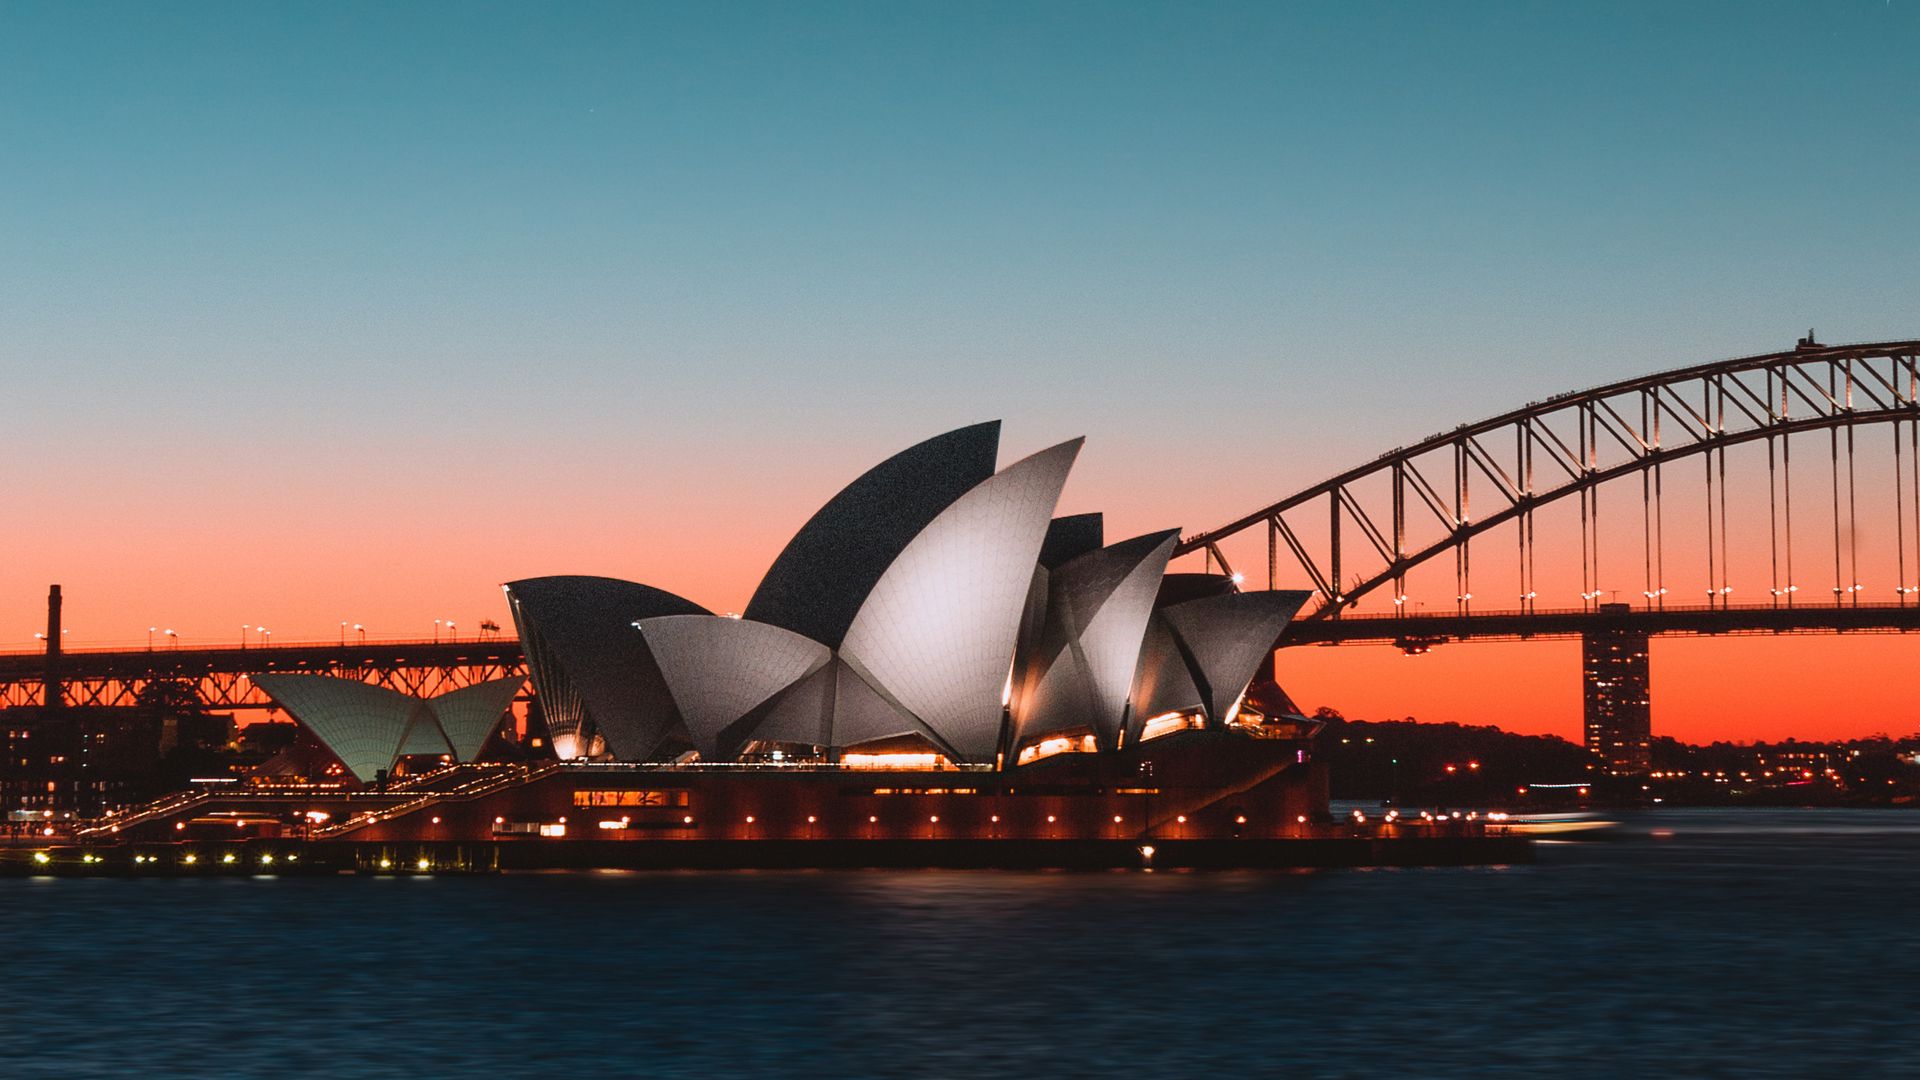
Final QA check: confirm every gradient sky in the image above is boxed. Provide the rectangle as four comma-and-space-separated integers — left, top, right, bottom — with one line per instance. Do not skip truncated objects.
4, 2, 1918, 743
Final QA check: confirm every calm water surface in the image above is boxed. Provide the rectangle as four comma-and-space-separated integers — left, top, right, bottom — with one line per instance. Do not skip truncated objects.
2, 808, 1916, 1078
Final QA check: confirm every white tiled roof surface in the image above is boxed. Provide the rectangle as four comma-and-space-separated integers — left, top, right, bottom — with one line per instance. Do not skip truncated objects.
840, 439, 1081, 762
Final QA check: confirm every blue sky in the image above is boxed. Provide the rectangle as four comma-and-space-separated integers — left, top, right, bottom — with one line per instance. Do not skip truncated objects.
7, 4, 1916, 458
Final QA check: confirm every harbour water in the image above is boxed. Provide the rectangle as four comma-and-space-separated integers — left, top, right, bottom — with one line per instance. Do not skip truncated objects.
3, 808, 1915, 1078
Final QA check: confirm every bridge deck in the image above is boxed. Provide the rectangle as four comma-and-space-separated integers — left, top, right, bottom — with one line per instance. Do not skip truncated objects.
1284, 601, 1920, 645
1, 601, 1916, 698
0, 638, 527, 710
0, 639, 524, 675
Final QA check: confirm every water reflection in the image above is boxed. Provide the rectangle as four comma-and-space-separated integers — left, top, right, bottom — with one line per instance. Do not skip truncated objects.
1, 809, 1916, 1078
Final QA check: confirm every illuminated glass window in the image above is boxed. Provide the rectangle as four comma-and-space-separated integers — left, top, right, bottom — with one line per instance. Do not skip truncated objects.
571, 789, 690, 808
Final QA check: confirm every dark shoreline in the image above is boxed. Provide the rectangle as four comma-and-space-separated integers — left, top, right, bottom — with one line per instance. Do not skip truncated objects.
0, 834, 1532, 876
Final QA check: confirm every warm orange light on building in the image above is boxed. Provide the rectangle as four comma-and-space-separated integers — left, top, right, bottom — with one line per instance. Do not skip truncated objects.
1017, 734, 1097, 765
1139, 711, 1203, 743
840, 752, 945, 770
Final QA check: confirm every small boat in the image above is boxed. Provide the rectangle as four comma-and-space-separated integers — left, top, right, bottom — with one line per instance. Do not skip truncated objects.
1500, 813, 1618, 838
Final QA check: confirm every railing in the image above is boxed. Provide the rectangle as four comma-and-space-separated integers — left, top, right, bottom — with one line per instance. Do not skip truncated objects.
555, 759, 999, 772
1282, 598, 1920, 645
75, 788, 224, 838
310, 761, 562, 839
0, 633, 514, 657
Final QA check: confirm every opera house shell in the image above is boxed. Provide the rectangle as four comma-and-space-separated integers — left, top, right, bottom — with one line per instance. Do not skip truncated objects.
251, 674, 525, 783
501, 422, 1312, 771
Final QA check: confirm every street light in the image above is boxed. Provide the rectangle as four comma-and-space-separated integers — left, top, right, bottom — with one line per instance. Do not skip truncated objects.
433, 619, 442, 643
242, 625, 250, 649
148, 627, 156, 650
445, 620, 456, 641
340, 621, 348, 645
354, 623, 366, 643
164, 629, 177, 649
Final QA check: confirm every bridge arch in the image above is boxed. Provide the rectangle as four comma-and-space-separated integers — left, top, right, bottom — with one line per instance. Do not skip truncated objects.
1177, 339, 1920, 620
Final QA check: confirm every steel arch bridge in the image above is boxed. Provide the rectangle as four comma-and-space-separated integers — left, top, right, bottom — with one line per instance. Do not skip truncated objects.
1177, 336, 1920, 627
1172, 334, 1920, 772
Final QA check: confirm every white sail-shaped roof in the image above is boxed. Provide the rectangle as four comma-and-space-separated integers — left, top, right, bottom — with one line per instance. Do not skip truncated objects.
839, 439, 1082, 762
1160, 589, 1312, 723
636, 615, 832, 760
734, 660, 837, 749
733, 657, 940, 752
504, 575, 707, 760
253, 674, 421, 784
1126, 615, 1205, 741
1017, 530, 1180, 750
396, 706, 454, 758
744, 422, 1001, 648
1038, 513, 1105, 569
830, 657, 941, 750
254, 674, 525, 779
430, 677, 525, 761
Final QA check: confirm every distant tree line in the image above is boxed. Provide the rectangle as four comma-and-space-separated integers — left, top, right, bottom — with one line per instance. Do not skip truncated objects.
1310, 706, 1920, 807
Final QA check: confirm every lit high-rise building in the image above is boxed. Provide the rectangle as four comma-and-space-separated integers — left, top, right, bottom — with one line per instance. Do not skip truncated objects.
1583, 606, 1651, 774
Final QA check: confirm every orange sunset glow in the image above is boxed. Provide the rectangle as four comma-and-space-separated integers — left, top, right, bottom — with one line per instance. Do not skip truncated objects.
7, 416, 1918, 746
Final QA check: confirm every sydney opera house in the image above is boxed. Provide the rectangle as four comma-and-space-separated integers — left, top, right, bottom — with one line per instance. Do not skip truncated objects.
230, 422, 1331, 858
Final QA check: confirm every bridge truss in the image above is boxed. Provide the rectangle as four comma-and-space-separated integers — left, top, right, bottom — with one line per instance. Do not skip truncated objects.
1177, 338, 1920, 627
0, 641, 528, 711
